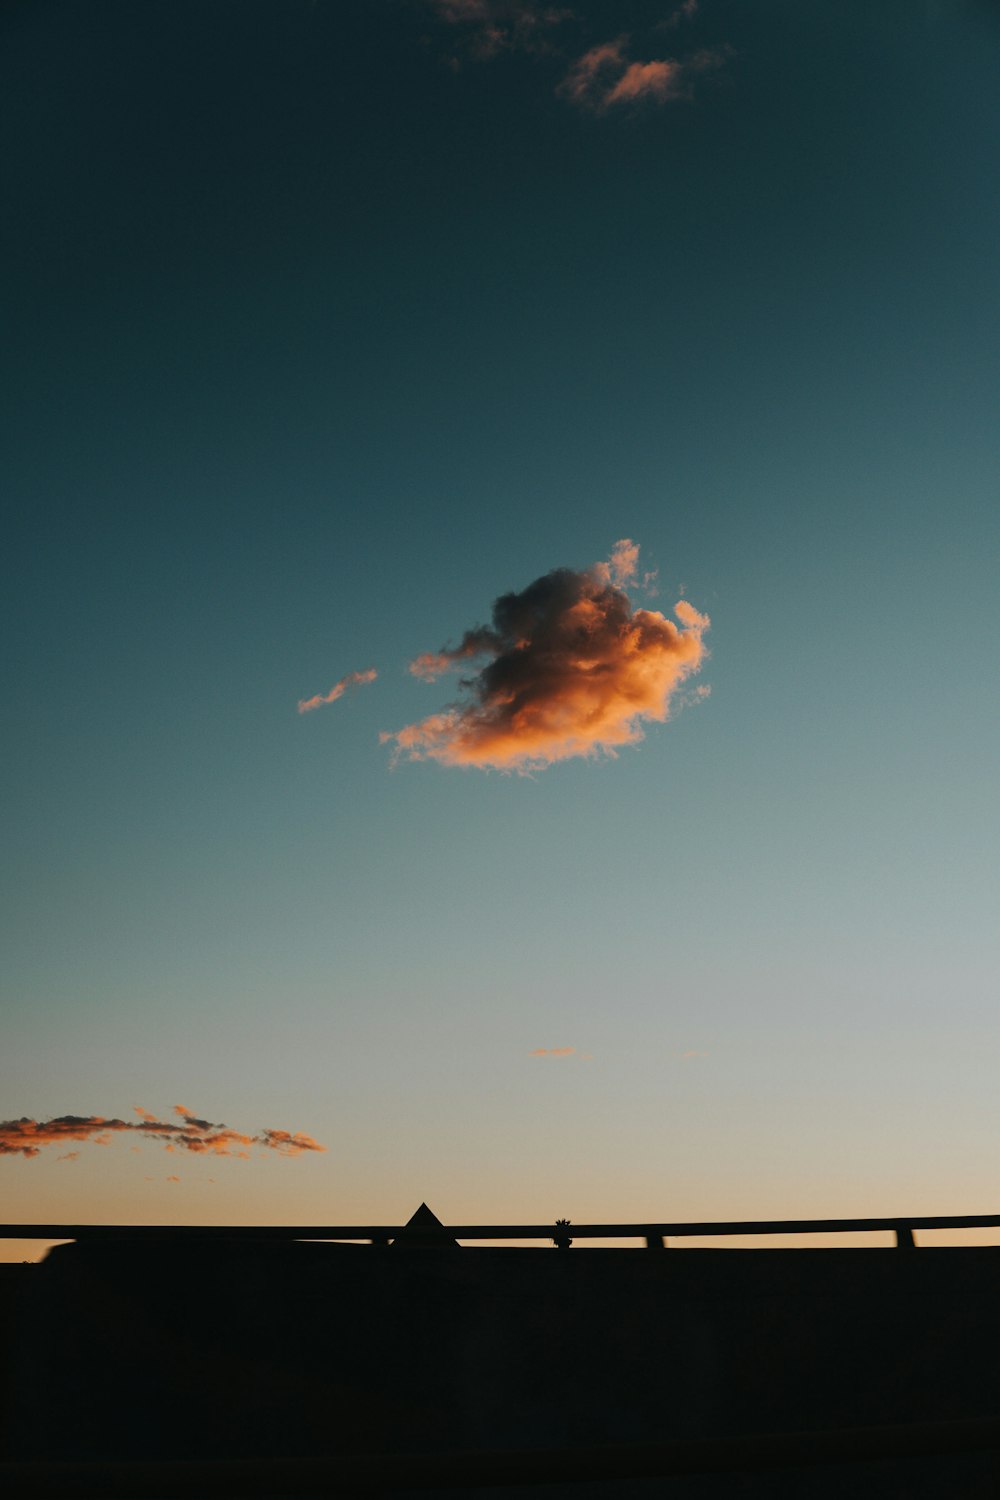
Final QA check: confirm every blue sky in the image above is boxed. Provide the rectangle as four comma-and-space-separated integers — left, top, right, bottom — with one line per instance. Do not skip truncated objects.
2, 0, 998, 1252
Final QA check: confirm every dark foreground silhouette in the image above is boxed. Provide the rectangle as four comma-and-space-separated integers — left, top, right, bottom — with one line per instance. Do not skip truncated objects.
2, 1206, 1000, 1497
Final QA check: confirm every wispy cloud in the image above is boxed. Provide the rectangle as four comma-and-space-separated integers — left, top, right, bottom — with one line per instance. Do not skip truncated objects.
557, 37, 626, 105
0, 1104, 326, 1160
681, 1049, 708, 1060
256, 1127, 328, 1156
657, 0, 699, 29
409, 628, 498, 684
529, 1046, 576, 1057
428, 0, 573, 60
592, 536, 640, 589
560, 35, 727, 111
427, 2, 729, 111
382, 540, 709, 772
298, 667, 377, 715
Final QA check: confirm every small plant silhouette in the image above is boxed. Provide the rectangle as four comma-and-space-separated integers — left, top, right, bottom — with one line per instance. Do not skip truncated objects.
553, 1218, 573, 1251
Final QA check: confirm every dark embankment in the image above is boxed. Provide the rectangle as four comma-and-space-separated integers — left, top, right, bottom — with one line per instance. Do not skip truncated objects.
3, 1241, 999, 1496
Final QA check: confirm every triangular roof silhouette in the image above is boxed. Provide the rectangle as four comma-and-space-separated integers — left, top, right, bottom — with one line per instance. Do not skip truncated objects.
392, 1202, 459, 1247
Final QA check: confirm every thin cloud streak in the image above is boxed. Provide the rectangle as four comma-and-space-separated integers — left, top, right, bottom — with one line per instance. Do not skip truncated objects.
529, 1046, 576, 1057
383, 541, 709, 772
0, 1104, 326, 1160
298, 667, 377, 715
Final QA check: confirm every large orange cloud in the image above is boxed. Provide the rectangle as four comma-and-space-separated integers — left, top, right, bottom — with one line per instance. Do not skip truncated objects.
382, 541, 709, 772
0, 1104, 326, 1160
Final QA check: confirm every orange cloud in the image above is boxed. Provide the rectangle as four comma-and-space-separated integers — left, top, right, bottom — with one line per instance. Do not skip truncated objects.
428, 3, 726, 110
0, 1106, 326, 1161
673, 598, 710, 630
383, 541, 709, 772
409, 628, 498, 683
257, 1128, 326, 1157
592, 536, 640, 589
605, 59, 683, 106
529, 1046, 576, 1057
298, 667, 377, 715
166, 1174, 180, 1183
57, 1151, 80, 1162
558, 38, 627, 105
560, 35, 727, 111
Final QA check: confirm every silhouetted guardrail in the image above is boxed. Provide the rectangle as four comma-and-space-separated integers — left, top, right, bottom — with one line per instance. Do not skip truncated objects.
4, 1211, 1000, 1246
2, 1416, 1000, 1494
6, 1219, 1000, 1492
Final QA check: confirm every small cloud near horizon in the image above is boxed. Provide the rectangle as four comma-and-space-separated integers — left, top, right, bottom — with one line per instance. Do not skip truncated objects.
0, 1104, 326, 1161
382, 540, 709, 772
298, 667, 377, 715
681, 1049, 708, 1060
529, 1046, 576, 1057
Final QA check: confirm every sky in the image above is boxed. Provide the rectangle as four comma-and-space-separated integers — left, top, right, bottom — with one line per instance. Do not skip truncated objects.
2, 0, 999, 1259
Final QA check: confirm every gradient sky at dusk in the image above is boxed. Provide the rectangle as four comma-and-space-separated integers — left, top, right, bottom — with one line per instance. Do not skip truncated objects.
3, 0, 999, 1257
